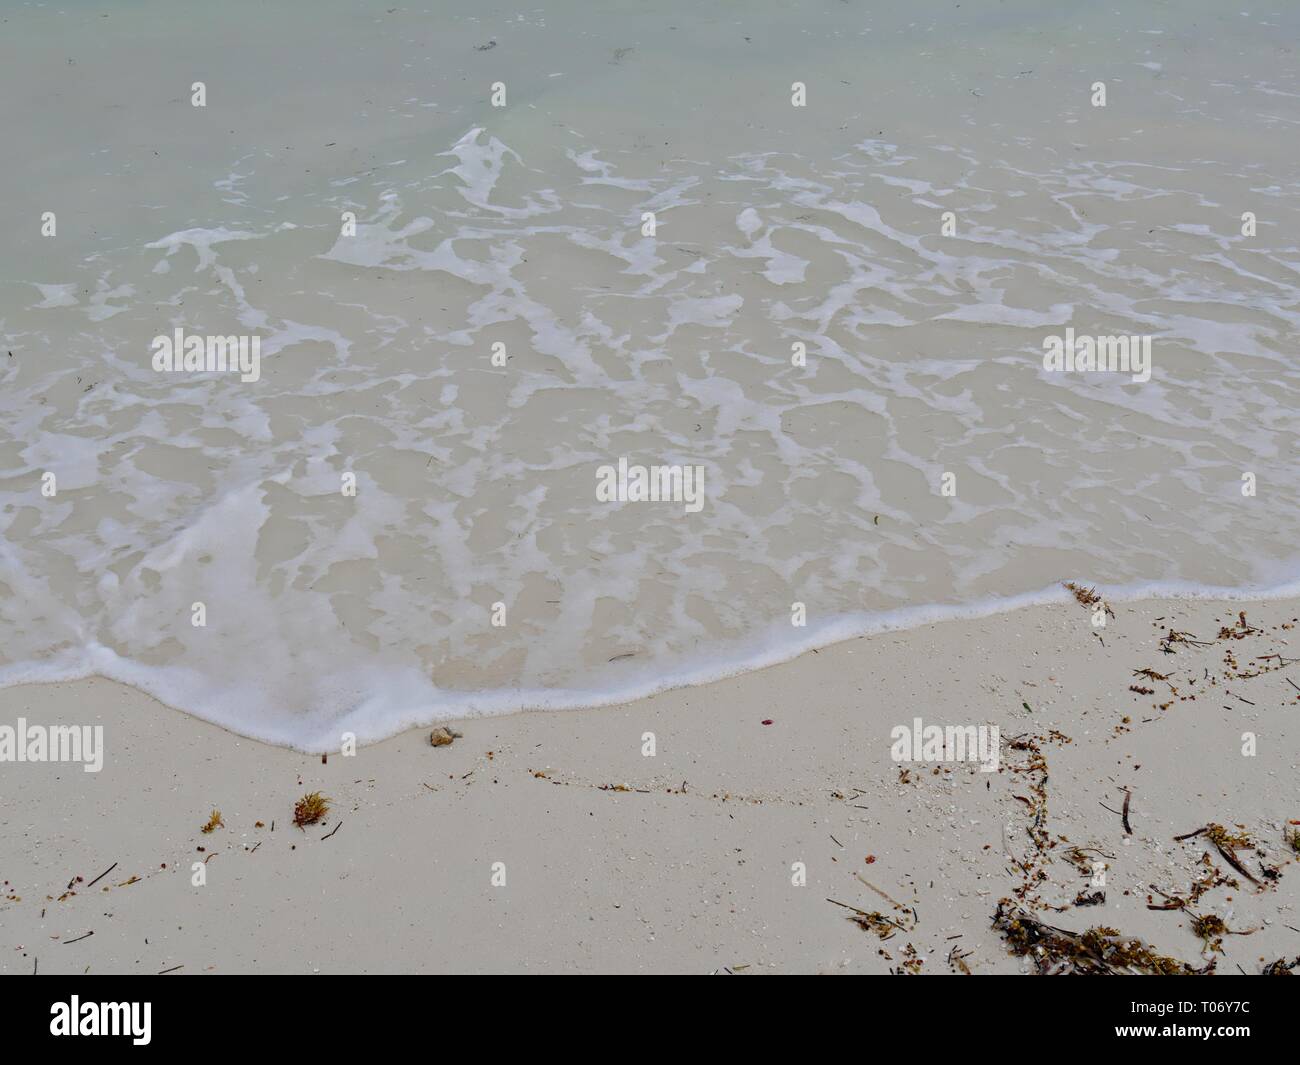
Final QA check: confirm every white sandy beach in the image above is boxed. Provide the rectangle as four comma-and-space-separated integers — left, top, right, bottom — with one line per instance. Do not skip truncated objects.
2, 594, 1296, 974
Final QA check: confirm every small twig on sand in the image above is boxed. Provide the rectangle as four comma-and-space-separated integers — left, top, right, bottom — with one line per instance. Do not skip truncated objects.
1121, 789, 1133, 835
64, 931, 94, 945
1147, 885, 1186, 911
855, 873, 919, 926
321, 820, 343, 841
158, 965, 183, 975
1212, 840, 1259, 885
854, 873, 906, 912
86, 862, 117, 889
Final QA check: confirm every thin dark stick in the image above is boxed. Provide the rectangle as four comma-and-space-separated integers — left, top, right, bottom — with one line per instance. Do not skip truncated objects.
86, 862, 117, 889
63, 931, 94, 945
157, 965, 183, 975
321, 820, 343, 841
1121, 789, 1133, 835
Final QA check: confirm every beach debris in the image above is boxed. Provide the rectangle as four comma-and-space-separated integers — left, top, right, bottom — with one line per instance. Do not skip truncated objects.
854, 872, 916, 922
1063, 581, 1114, 619
85, 862, 117, 889
891, 943, 924, 975
1005, 734, 1053, 885
1175, 823, 1260, 886
992, 901, 1213, 975
1147, 885, 1188, 911
1189, 913, 1228, 952
1285, 824, 1300, 856
474, 39, 497, 51
1158, 628, 1211, 653
429, 726, 462, 747
947, 944, 974, 974
1064, 845, 1115, 877
1149, 849, 1241, 916
293, 791, 330, 829
200, 810, 223, 834
321, 820, 343, 841
1262, 956, 1300, 975
1073, 891, 1105, 907
761, 718, 773, 725
828, 898, 910, 939
1218, 611, 1262, 640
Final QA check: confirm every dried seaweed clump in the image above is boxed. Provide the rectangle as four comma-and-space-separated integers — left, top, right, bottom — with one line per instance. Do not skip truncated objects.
293, 791, 330, 828
1217, 612, 1261, 640
1262, 956, 1300, 975
993, 900, 1213, 975
201, 810, 223, 834
830, 897, 914, 940
1175, 822, 1264, 886
849, 911, 901, 939
1063, 582, 1114, 617
1204, 823, 1254, 850
1190, 914, 1228, 952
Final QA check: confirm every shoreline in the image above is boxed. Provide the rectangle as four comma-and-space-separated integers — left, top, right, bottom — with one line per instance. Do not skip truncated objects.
6, 576, 1300, 752
2, 592, 1297, 974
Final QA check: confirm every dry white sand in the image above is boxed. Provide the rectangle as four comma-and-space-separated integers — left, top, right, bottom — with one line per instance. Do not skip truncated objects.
2, 594, 1297, 974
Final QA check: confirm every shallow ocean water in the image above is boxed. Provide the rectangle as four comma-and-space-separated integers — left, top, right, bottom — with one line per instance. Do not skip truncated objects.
1, 1, 1298, 747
